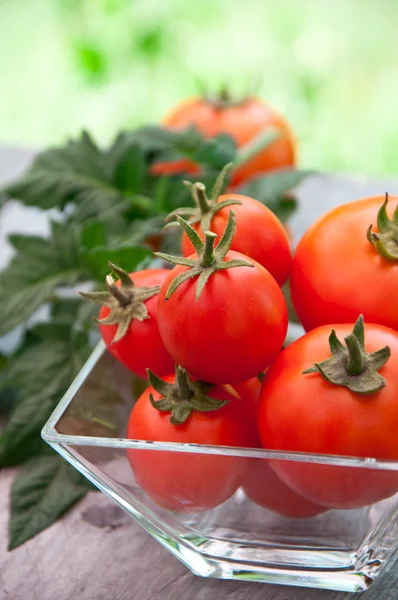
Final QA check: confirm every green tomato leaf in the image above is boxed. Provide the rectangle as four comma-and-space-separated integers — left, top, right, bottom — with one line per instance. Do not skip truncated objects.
8, 454, 91, 550
80, 220, 107, 250
124, 125, 203, 156
81, 245, 152, 282
238, 168, 311, 203
50, 298, 85, 324
0, 329, 91, 467
192, 134, 236, 170
0, 223, 83, 336
5, 131, 119, 211
111, 143, 147, 195
237, 169, 312, 222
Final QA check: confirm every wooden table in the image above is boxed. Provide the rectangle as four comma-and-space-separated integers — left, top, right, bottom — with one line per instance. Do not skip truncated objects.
1, 147, 398, 599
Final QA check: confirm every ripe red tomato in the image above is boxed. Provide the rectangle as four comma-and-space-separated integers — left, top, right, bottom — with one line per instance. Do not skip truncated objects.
291, 195, 398, 332
243, 460, 328, 518
232, 376, 261, 423
257, 320, 398, 509
127, 374, 258, 512
92, 269, 174, 379
154, 96, 296, 186
157, 249, 288, 384
181, 194, 292, 286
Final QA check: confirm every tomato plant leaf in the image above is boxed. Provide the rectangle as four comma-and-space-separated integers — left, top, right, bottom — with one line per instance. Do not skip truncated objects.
8, 454, 90, 550
191, 134, 236, 170
0, 226, 83, 337
238, 168, 311, 202
111, 144, 147, 195
81, 245, 151, 282
5, 131, 118, 211
80, 220, 107, 250
0, 327, 91, 467
237, 168, 311, 221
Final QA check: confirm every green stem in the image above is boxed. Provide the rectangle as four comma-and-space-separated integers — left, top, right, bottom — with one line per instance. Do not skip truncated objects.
194, 183, 211, 214
345, 334, 364, 376
235, 128, 280, 168
201, 232, 217, 267
105, 275, 131, 307
176, 366, 192, 401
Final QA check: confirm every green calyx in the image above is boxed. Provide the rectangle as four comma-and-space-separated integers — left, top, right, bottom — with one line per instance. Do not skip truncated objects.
79, 262, 160, 343
147, 365, 228, 425
303, 315, 391, 395
155, 210, 254, 301
367, 193, 398, 261
165, 163, 241, 233
204, 85, 249, 109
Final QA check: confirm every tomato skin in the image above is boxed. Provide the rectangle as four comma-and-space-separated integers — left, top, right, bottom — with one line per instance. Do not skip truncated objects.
257, 322, 398, 509
155, 97, 296, 185
291, 196, 398, 332
157, 251, 288, 384
181, 195, 292, 286
243, 460, 328, 518
99, 269, 174, 380
232, 376, 261, 424
126, 376, 258, 512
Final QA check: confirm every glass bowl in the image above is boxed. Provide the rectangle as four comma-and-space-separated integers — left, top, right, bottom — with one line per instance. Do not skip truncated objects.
42, 341, 398, 593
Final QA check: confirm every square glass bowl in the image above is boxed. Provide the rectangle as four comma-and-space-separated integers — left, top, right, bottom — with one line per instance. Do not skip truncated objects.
42, 341, 398, 593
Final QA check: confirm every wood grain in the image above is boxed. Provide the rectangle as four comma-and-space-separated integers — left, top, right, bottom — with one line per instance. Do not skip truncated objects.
2, 149, 398, 599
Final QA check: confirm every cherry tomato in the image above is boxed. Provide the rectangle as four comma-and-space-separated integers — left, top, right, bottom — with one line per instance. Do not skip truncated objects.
232, 376, 262, 423
243, 460, 328, 518
127, 374, 258, 512
181, 194, 292, 286
291, 195, 398, 332
154, 96, 296, 186
97, 269, 174, 379
157, 250, 288, 385
257, 320, 398, 508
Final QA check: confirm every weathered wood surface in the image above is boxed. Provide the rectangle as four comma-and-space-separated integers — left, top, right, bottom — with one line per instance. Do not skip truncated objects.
1, 148, 398, 600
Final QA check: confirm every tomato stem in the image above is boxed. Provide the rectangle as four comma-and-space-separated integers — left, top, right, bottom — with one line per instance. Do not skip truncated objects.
176, 365, 192, 401
303, 315, 391, 395
79, 262, 160, 343
234, 128, 281, 169
156, 211, 254, 300
194, 183, 211, 214
147, 366, 227, 425
345, 334, 364, 376
367, 193, 398, 261
201, 232, 217, 267
165, 163, 241, 230
106, 275, 131, 307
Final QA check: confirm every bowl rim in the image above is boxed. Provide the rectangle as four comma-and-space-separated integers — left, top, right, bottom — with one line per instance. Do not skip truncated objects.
41, 341, 398, 471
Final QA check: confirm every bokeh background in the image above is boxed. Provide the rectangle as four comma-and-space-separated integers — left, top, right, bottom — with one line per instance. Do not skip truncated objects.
1, 0, 397, 175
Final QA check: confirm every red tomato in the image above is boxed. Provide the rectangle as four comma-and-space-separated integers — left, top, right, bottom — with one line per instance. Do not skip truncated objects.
181, 195, 292, 286
127, 375, 258, 512
291, 195, 398, 332
154, 96, 296, 186
98, 269, 174, 379
233, 376, 261, 422
243, 460, 328, 518
257, 321, 398, 509
157, 251, 288, 384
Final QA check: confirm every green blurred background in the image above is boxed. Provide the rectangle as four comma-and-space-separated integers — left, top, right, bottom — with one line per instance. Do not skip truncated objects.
0, 0, 397, 175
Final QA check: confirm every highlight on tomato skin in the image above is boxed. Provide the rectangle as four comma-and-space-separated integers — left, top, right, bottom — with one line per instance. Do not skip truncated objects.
256, 318, 398, 509
126, 370, 259, 512
155, 95, 296, 186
